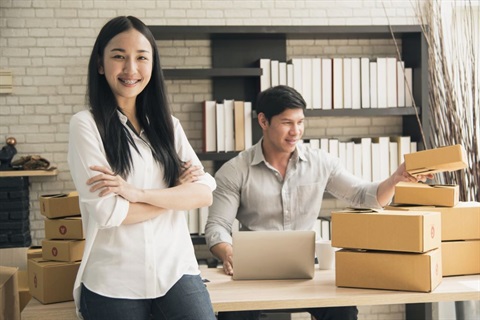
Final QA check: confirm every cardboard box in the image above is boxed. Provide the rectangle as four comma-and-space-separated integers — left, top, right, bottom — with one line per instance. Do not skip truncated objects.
27, 258, 80, 304
41, 239, 85, 262
17, 270, 31, 312
335, 248, 442, 292
0, 247, 28, 270
442, 240, 480, 276
27, 246, 43, 260
331, 209, 441, 253
394, 182, 459, 207
44, 217, 83, 240
0, 266, 20, 320
386, 202, 480, 241
404, 144, 467, 175
39, 192, 80, 219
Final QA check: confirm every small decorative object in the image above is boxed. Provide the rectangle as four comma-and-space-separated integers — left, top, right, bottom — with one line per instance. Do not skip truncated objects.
0, 136, 17, 170
11, 155, 54, 170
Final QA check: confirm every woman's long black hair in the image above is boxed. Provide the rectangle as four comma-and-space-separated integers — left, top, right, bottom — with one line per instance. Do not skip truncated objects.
87, 16, 181, 187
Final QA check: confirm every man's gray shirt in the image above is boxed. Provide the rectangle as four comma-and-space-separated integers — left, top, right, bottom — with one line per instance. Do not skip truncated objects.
205, 139, 382, 249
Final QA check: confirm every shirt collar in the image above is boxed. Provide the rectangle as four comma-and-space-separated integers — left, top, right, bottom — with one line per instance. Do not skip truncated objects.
116, 109, 145, 136
250, 138, 308, 166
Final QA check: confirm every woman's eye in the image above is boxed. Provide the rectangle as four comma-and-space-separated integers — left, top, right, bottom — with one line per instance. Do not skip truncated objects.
113, 55, 124, 59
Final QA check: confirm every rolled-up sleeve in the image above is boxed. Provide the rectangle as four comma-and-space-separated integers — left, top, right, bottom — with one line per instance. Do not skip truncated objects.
325, 159, 382, 209
68, 112, 129, 228
205, 161, 241, 248
173, 116, 216, 192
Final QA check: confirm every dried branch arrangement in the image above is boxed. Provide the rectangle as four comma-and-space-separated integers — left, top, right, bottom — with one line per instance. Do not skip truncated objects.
416, 0, 479, 201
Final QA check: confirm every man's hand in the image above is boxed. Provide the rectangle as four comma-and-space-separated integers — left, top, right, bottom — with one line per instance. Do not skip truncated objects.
211, 242, 234, 276
392, 162, 435, 184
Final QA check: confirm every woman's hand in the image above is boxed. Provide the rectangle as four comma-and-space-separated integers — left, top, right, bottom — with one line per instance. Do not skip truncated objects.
177, 160, 205, 185
87, 165, 143, 202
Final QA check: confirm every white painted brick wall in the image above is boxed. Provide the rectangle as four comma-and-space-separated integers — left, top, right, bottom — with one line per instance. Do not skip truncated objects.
0, 1, 423, 318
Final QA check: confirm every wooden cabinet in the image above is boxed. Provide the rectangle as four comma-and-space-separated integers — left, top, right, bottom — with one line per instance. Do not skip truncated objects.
149, 24, 428, 161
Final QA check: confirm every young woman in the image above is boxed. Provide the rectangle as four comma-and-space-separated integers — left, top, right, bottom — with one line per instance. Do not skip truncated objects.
68, 16, 216, 320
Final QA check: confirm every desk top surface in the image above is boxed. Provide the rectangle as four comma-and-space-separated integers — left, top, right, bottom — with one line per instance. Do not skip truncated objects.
21, 267, 480, 319
202, 268, 480, 312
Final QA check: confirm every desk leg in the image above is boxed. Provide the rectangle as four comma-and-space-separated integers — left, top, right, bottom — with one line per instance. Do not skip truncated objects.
405, 303, 433, 320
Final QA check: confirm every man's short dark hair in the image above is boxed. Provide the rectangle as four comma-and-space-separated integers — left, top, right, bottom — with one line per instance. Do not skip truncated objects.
256, 85, 306, 122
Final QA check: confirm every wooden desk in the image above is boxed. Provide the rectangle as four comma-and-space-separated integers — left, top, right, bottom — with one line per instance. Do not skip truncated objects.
21, 268, 480, 320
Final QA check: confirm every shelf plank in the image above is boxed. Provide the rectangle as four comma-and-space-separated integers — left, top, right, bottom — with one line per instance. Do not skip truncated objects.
163, 68, 262, 79
0, 169, 58, 177
304, 107, 421, 117
198, 152, 240, 161
150, 25, 423, 40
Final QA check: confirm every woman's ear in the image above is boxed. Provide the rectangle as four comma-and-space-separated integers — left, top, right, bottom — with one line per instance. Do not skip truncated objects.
98, 58, 104, 75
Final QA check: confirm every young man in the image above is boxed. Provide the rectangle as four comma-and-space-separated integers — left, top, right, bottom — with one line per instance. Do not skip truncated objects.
205, 85, 431, 320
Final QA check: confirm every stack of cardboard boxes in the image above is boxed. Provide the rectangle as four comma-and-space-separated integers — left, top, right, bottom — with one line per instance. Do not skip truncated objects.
332, 144, 474, 292
332, 208, 442, 292
28, 192, 84, 304
387, 144, 479, 277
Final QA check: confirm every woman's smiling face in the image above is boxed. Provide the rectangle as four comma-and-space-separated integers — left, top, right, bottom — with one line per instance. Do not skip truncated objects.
99, 28, 153, 109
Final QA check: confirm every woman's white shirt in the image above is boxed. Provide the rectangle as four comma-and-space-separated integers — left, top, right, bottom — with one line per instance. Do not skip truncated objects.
68, 110, 215, 316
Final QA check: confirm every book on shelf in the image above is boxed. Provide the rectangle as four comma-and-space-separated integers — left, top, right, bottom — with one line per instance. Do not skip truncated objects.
369, 61, 378, 108
270, 59, 279, 87
351, 57, 361, 110
345, 141, 354, 174
391, 136, 411, 165
215, 102, 225, 152
312, 58, 321, 110
343, 58, 352, 109
361, 137, 372, 182
198, 207, 209, 235
286, 63, 294, 88
353, 143, 362, 178
371, 142, 381, 181
320, 138, 329, 153
410, 141, 417, 153
372, 136, 390, 181
360, 57, 370, 108
202, 100, 216, 152
223, 99, 235, 152
279, 62, 287, 86
322, 58, 333, 110
396, 61, 406, 107
405, 68, 413, 107
259, 58, 271, 91
328, 139, 339, 158
234, 100, 245, 151
289, 58, 303, 98
376, 57, 387, 109
310, 138, 320, 150
338, 141, 347, 169
386, 57, 397, 108
244, 101, 253, 149
302, 58, 313, 109
389, 141, 398, 175
333, 58, 343, 109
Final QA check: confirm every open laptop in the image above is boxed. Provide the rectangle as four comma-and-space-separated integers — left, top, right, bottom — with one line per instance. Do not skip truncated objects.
232, 230, 315, 280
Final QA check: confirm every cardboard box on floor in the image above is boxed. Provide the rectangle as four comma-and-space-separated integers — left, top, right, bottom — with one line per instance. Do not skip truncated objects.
27, 246, 43, 260
39, 192, 80, 219
404, 144, 467, 175
17, 270, 31, 312
44, 217, 83, 240
442, 240, 480, 276
336, 248, 442, 292
0, 266, 20, 320
386, 202, 480, 241
42, 239, 85, 262
331, 209, 441, 253
394, 182, 459, 207
28, 258, 80, 304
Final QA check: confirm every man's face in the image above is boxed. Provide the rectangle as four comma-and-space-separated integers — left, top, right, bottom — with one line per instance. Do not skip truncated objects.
262, 108, 305, 155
